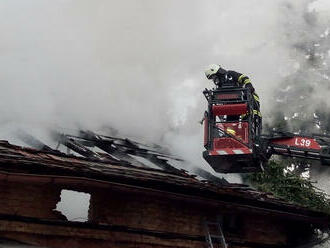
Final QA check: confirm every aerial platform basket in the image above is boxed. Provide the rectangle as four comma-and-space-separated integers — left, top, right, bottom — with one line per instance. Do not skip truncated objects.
203, 87, 262, 173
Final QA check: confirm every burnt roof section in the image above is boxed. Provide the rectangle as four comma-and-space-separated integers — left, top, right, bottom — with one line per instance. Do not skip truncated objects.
18, 130, 228, 185
0, 139, 329, 226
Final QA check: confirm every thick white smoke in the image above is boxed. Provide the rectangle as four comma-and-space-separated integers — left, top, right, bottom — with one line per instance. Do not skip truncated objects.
0, 0, 330, 184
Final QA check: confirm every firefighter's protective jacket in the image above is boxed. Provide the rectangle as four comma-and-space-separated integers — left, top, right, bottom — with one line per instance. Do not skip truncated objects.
226, 70, 261, 117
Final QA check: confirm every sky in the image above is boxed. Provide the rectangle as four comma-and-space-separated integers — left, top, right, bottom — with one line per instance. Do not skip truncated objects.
1, 0, 330, 179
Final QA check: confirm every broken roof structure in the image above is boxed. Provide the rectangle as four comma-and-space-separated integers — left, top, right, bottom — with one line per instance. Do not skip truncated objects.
0, 131, 329, 248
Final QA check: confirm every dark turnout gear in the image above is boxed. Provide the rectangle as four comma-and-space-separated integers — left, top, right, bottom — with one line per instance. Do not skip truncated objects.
204, 64, 262, 119
228, 70, 261, 118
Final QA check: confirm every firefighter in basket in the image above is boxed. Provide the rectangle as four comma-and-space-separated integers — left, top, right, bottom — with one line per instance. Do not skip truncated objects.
204, 64, 262, 124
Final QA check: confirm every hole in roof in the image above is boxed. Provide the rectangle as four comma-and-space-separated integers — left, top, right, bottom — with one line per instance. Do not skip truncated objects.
128, 155, 162, 170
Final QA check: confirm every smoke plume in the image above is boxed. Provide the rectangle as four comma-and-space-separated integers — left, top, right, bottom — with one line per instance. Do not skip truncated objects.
1, 0, 330, 184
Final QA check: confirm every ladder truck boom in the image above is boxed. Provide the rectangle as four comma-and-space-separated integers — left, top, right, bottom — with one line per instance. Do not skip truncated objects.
202, 86, 330, 173
266, 133, 330, 165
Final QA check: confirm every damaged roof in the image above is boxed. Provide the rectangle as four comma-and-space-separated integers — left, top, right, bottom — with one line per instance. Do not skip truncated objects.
0, 138, 329, 226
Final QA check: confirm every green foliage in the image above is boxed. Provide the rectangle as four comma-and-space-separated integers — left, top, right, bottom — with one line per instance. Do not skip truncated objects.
246, 160, 330, 214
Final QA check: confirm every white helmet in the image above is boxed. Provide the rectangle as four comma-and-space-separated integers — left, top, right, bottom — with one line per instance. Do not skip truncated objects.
205, 64, 221, 79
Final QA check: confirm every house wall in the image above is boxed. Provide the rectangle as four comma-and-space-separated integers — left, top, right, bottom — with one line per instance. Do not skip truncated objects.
0, 181, 65, 220
0, 179, 308, 248
88, 188, 288, 247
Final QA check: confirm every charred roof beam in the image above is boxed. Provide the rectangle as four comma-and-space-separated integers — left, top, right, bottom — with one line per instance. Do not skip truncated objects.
78, 131, 185, 175
55, 133, 117, 163
78, 131, 149, 168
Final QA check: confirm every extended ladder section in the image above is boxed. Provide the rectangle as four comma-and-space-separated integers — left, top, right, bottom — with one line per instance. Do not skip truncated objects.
266, 133, 330, 166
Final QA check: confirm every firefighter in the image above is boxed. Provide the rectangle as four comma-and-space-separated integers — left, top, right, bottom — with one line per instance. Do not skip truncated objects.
204, 64, 262, 132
